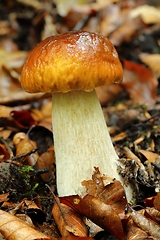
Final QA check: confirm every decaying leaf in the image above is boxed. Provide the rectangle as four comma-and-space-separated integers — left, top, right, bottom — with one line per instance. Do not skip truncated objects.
11, 110, 36, 129
153, 192, 160, 212
0, 209, 50, 240
112, 132, 127, 143
81, 167, 105, 196
122, 60, 158, 105
54, 0, 88, 16
130, 208, 160, 238
82, 167, 127, 217
37, 148, 55, 182
60, 195, 125, 240
145, 207, 160, 224
139, 53, 160, 78
13, 132, 38, 165
109, 16, 144, 46
21, 199, 46, 224
0, 143, 10, 161
0, 193, 9, 203
138, 149, 160, 163
126, 217, 149, 240
52, 201, 88, 237
130, 5, 160, 24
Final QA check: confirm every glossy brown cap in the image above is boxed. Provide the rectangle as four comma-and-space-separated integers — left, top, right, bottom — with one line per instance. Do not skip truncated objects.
20, 31, 123, 93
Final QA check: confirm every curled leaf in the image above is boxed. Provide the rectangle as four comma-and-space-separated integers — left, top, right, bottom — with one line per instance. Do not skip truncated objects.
130, 208, 160, 238
0, 209, 50, 240
61, 195, 125, 240
52, 202, 88, 237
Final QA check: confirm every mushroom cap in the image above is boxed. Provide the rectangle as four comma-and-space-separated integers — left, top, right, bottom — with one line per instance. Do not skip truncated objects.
20, 31, 123, 93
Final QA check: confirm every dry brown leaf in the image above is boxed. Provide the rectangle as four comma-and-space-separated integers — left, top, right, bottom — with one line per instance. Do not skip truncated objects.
30, 109, 44, 122
0, 106, 13, 118
0, 193, 9, 203
82, 168, 127, 217
138, 149, 160, 163
0, 144, 10, 161
139, 53, 160, 78
37, 149, 55, 181
145, 207, 160, 224
54, 0, 88, 16
15, 214, 35, 229
122, 60, 158, 105
91, 0, 120, 12
0, 209, 50, 240
13, 132, 38, 165
0, 129, 12, 140
99, 3, 122, 37
130, 208, 160, 238
130, 5, 160, 24
153, 192, 160, 212
1, 201, 17, 209
112, 132, 127, 143
0, 91, 49, 106
124, 147, 144, 168
126, 217, 149, 240
133, 136, 145, 145
11, 109, 36, 128
52, 201, 88, 238
0, 49, 26, 101
81, 167, 105, 196
20, 200, 46, 224
109, 16, 144, 46
99, 180, 127, 218
61, 195, 125, 240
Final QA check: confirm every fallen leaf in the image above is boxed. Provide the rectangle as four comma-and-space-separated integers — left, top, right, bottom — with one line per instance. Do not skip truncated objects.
145, 207, 160, 224
11, 110, 36, 129
99, 3, 122, 37
130, 208, 160, 238
139, 53, 160, 78
60, 195, 125, 240
81, 167, 105, 197
109, 16, 144, 46
99, 180, 127, 217
138, 149, 160, 163
122, 60, 158, 105
0, 209, 50, 240
112, 132, 127, 143
82, 167, 127, 217
37, 149, 55, 181
0, 105, 13, 118
0, 144, 10, 161
21, 199, 46, 224
126, 217, 149, 240
130, 5, 160, 24
13, 132, 38, 165
153, 192, 160, 212
0, 91, 49, 106
54, 0, 88, 16
0, 193, 9, 203
52, 202, 88, 237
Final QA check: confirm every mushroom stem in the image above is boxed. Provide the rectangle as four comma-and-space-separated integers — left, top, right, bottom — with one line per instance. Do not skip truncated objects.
52, 89, 132, 200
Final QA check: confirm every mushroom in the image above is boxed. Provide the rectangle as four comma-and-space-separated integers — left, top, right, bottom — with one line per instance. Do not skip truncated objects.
20, 31, 132, 201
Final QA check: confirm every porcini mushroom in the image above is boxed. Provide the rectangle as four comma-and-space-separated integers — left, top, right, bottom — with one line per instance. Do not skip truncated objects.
20, 31, 132, 201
